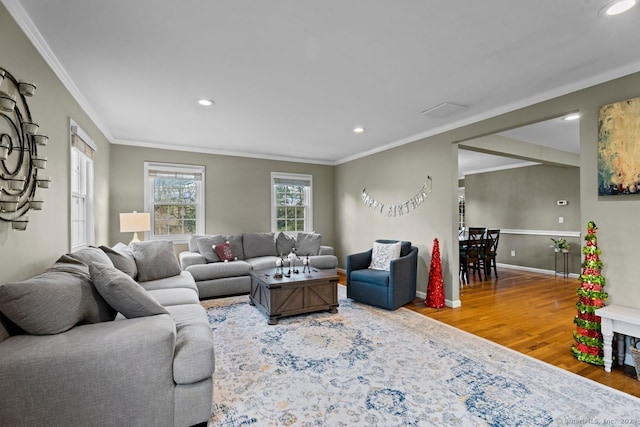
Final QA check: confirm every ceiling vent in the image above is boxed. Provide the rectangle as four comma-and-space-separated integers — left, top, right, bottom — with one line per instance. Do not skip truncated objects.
420, 102, 468, 119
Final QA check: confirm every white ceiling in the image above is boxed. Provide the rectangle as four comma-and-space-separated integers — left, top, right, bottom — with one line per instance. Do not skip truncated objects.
5, 0, 640, 165
459, 114, 580, 178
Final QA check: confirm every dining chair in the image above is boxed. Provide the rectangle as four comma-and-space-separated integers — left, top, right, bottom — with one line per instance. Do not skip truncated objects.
481, 229, 500, 278
460, 227, 486, 283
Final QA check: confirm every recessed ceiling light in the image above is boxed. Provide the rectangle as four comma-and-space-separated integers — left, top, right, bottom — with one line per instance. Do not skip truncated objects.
353, 126, 365, 133
197, 98, 215, 107
600, 0, 636, 16
563, 113, 581, 121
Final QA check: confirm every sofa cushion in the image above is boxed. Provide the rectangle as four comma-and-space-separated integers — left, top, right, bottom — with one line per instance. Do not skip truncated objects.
308, 255, 339, 270
165, 304, 215, 384
196, 235, 226, 262
148, 288, 199, 306
225, 234, 245, 260
246, 256, 280, 271
276, 232, 296, 255
131, 240, 182, 282
243, 232, 277, 258
67, 246, 114, 267
296, 232, 322, 256
370, 241, 401, 271
100, 242, 138, 279
185, 261, 252, 281
0, 268, 115, 335
140, 271, 199, 294
89, 262, 168, 319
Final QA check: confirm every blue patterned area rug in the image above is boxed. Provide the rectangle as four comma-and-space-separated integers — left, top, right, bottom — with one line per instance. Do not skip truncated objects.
204, 287, 640, 426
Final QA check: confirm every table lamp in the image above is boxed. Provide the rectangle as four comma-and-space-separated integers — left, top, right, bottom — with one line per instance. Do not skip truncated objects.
119, 211, 150, 244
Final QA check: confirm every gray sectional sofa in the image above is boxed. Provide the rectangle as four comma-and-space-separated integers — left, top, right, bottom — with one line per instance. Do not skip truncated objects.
0, 241, 214, 427
180, 232, 338, 299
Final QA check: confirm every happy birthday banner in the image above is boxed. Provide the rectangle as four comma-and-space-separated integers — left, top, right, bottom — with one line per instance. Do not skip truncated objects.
362, 176, 432, 217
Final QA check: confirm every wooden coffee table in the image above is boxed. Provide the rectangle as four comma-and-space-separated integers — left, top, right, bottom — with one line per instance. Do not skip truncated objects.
249, 268, 339, 325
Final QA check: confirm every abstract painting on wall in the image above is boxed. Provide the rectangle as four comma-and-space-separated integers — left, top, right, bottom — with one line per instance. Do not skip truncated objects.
598, 96, 640, 196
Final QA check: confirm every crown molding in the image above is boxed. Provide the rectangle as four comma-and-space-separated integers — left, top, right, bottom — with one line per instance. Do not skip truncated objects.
112, 139, 336, 166
335, 60, 640, 165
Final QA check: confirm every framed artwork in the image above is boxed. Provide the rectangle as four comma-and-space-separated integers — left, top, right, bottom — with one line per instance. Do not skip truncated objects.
598, 96, 640, 196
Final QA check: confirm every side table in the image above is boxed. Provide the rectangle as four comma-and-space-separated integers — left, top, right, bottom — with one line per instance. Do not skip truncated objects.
595, 305, 640, 372
554, 250, 569, 278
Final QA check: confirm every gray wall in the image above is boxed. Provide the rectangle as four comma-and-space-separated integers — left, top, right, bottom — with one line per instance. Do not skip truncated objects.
109, 144, 335, 252
335, 71, 640, 308
464, 164, 581, 274
335, 136, 458, 303
0, 5, 111, 283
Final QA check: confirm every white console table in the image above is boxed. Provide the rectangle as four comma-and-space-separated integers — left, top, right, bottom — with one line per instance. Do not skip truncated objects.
596, 305, 640, 372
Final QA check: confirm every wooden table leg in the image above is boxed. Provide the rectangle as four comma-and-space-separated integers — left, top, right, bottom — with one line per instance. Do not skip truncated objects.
601, 318, 613, 373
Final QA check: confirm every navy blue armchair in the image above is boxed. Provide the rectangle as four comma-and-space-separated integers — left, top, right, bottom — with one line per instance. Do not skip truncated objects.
346, 240, 418, 310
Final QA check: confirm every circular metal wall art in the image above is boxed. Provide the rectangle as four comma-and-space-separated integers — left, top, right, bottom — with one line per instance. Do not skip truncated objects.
0, 67, 50, 231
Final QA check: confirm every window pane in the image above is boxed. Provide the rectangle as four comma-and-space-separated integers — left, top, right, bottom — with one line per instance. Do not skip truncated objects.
154, 177, 197, 203
154, 204, 197, 236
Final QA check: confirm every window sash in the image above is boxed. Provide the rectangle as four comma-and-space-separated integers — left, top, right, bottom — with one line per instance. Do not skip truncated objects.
144, 162, 205, 241
69, 119, 95, 251
271, 172, 312, 233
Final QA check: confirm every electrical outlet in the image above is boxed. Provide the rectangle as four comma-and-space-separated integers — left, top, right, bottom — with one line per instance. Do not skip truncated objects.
511, 250, 516, 257
559, 216, 564, 224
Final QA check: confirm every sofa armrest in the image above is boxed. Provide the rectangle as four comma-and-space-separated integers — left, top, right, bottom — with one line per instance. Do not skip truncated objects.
179, 251, 208, 269
0, 315, 177, 426
319, 245, 334, 256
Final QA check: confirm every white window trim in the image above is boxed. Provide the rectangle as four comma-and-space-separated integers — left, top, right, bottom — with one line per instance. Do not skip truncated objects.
69, 119, 95, 251
270, 172, 313, 233
144, 161, 205, 242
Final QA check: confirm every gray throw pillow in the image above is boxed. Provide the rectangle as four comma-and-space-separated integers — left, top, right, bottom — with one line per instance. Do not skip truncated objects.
67, 246, 114, 267
276, 232, 296, 255
188, 234, 206, 253
100, 243, 138, 279
225, 234, 245, 260
243, 233, 277, 258
296, 232, 322, 256
196, 235, 226, 262
89, 262, 168, 319
131, 240, 182, 282
0, 268, 116, 335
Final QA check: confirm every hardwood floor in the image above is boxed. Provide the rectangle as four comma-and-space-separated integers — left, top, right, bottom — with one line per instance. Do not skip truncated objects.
339, 268, 640, 398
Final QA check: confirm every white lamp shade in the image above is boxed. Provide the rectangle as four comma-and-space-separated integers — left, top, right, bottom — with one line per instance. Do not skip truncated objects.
119, 212, 151, 233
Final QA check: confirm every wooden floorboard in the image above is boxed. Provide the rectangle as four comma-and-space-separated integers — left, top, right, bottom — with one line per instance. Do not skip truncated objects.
339, 268, 640, 398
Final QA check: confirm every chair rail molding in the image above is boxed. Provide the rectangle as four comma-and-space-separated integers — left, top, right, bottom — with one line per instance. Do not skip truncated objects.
500, 229, 581, 238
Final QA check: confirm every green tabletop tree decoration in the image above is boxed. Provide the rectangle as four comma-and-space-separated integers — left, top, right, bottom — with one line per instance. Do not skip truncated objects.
571, 221, 608, 365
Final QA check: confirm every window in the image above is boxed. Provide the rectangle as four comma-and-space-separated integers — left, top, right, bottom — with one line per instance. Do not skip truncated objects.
144, 162, 205, 241
271, 172, 313, 233
70, 120, 95, 250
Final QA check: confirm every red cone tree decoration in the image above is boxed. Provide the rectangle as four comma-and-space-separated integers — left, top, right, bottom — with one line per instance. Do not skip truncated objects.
571, 221, 608, 365
426, 238, 445, 308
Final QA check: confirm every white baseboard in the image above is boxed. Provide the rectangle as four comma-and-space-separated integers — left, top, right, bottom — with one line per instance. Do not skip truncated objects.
496, 263, 579, 279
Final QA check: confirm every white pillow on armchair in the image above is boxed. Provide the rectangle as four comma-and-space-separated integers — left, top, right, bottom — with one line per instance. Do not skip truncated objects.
369, 241, 401, 271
